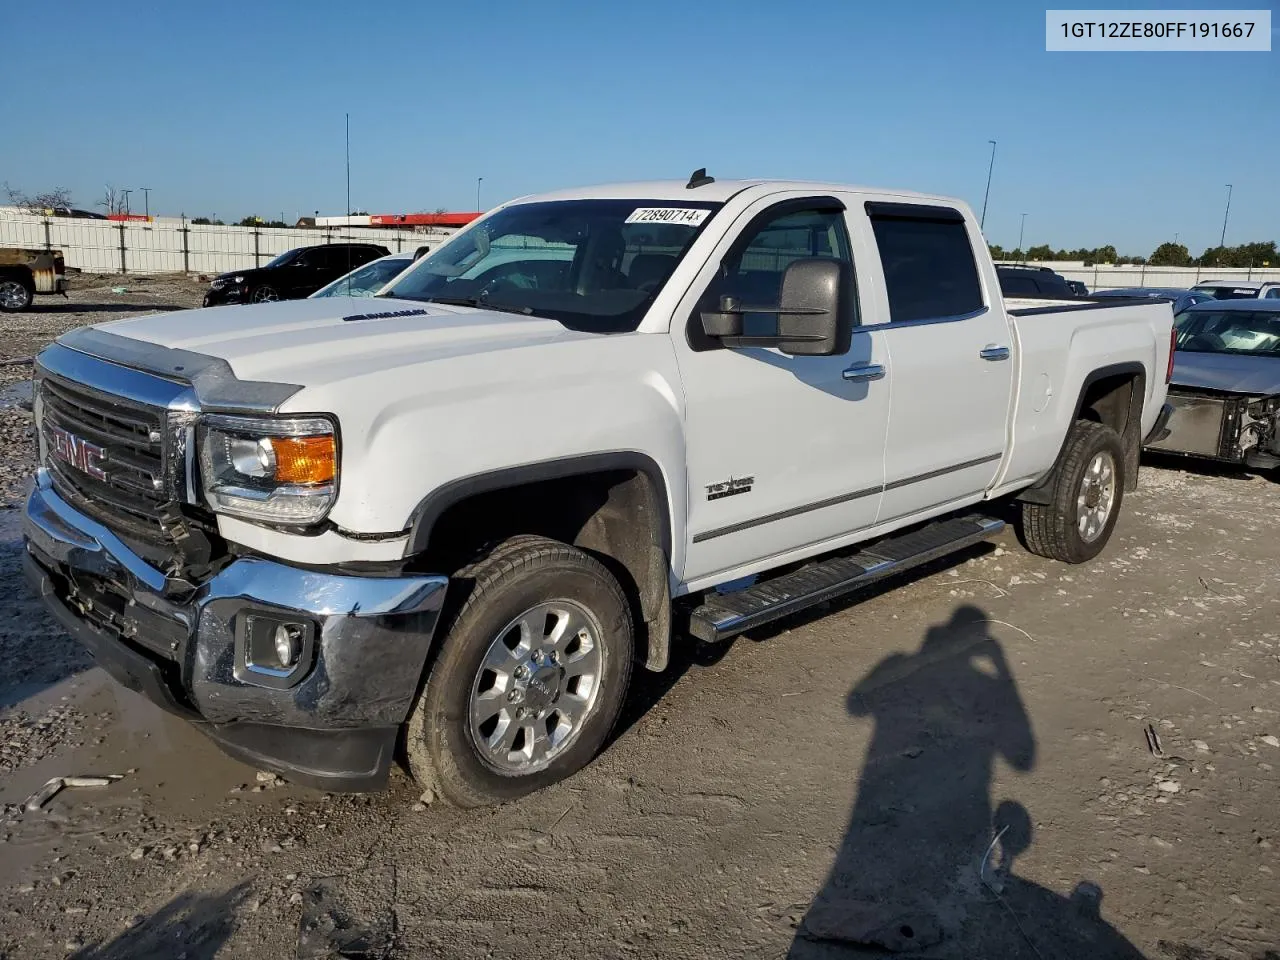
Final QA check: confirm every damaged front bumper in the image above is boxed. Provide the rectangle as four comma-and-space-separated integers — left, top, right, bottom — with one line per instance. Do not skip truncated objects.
1145, 390, 1280, 470
22, 471, 448, 791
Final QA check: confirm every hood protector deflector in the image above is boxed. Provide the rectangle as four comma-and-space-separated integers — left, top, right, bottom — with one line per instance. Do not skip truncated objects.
58, 327, 302, 414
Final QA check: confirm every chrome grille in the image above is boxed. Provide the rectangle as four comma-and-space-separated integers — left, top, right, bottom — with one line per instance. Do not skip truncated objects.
38, 374, 170, 544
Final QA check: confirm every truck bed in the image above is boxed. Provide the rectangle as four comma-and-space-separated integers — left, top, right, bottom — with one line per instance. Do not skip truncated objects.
995, 297, 1174, 494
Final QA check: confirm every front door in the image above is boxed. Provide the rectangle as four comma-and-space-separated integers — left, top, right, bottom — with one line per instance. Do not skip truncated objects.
672, 196, 890, 588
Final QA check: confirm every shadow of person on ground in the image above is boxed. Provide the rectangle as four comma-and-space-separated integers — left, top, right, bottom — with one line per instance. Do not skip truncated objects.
789, 605, 1146, 959
72, 882, 250, 960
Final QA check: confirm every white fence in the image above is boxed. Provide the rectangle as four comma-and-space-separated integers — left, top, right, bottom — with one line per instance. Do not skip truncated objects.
5, 210, 1277, 291
0, 211, 457, 275
998, 261, 1280, 292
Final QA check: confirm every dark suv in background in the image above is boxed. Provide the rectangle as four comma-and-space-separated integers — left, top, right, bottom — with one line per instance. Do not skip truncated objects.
202, 243, 390, 306
995, 264, 1079, 299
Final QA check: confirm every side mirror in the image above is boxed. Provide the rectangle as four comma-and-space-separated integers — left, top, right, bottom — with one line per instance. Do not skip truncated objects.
699, 258, 854, 356
776, 258, 855, 355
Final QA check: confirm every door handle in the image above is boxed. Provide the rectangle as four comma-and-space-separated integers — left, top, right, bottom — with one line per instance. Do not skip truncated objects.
842, 363, 886, 382
980, 345, 1011, 361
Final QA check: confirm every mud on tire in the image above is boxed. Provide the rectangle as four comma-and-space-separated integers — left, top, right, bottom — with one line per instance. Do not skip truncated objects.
405, 536, 634, 808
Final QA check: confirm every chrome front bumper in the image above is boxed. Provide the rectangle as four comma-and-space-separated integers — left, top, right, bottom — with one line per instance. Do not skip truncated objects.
23, 470, 448, 791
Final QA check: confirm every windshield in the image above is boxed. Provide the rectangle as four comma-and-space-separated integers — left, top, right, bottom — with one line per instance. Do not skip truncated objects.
263, 248, 302, 268
311, 257, 412, 298
1192, 285, 1258, 300
1175, 309, 1280, 356
381, 199, 722, 332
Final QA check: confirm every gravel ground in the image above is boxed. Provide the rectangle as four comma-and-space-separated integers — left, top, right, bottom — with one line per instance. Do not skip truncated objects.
1, 288, 1277, 959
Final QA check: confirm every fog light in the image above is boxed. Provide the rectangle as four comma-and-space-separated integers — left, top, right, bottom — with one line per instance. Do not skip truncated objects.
236, 614, 315, 687
274, 623, 303, 667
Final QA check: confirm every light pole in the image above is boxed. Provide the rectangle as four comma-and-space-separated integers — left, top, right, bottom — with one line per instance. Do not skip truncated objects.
1018, 213, 1027, 260
1220, 184, 1233, 248
120, 189, 132, 216
476, 177, 483, 212
980, 140, 996, 230
139, 187, 151, 218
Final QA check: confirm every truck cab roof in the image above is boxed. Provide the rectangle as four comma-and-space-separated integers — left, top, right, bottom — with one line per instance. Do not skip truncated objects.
510, 179, 960, 207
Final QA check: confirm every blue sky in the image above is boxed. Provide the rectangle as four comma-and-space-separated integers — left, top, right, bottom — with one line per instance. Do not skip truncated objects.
4, 0, 1275, 255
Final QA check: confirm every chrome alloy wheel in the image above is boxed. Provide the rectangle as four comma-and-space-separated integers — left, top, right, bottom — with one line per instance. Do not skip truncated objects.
468, 600, 605, 775
1076, 451, 1116, 543
251, 286, 279, 302
0, 280, 30, 310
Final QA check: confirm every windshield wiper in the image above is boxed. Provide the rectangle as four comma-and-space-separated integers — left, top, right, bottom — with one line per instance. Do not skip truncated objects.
419, 295, 533, 316
373, 291, 535, 316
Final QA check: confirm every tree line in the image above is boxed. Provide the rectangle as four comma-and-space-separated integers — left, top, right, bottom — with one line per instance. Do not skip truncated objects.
990, 240, 1277, 269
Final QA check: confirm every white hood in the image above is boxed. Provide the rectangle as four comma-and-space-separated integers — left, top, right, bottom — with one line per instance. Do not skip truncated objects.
98, 297, 593, 388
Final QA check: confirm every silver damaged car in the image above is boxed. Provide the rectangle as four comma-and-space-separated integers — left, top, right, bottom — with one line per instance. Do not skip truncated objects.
1146, 300, 1280, 473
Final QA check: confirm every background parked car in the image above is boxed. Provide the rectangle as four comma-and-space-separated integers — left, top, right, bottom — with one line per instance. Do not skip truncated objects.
309, 252, 414, 299
1092, 286, 1216, 314
1066, 279, 1089, 296
202, 242, 390, 306
1191, 280, 1280, 300
995, 264, 1077, 298
1146, 299, 1280, 472
0, 247, 68, 312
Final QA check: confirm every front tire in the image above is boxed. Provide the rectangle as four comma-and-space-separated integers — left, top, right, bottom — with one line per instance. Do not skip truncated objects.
0, 276, 34, 313
249, 285, 279, 303
406, 536, 634, 808
1022, 419, 1125, 563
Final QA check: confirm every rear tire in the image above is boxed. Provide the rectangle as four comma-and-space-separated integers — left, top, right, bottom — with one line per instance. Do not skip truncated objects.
0, 276, 34, 313
1022, 419, 1125, 563
406, 536, 634, 808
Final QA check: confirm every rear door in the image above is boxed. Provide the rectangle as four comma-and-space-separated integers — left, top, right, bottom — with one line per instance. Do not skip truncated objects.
322, 246, 361, 286
280, 247, 329, 297
863, 202, 1014, 523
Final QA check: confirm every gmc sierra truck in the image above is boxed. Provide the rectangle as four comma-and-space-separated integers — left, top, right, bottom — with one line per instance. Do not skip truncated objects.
23, 174, 1175, 807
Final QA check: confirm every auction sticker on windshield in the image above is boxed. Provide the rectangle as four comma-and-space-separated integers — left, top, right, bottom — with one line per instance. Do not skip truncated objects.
625, 208, 711, 226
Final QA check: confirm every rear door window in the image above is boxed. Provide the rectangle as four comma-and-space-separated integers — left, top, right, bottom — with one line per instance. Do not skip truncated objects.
868, 206, 984, 323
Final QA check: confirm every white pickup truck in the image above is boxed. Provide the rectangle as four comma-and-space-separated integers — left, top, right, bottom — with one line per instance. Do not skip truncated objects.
24, 173, 1175, 806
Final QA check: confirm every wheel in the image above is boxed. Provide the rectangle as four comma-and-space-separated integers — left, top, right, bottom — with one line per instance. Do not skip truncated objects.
406, 535, 634, 807
1021, 419, 1125, 563
249, 285, 280, 303
0, 276, 34, 313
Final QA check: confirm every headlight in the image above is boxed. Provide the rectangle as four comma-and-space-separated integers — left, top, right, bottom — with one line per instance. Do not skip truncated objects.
198, 415, 338, 525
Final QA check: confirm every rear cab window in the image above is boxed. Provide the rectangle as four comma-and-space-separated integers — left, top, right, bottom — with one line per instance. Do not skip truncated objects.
865, 202, 984, 323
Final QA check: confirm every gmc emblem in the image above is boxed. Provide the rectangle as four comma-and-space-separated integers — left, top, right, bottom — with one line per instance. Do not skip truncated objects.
48, 425, 108, 481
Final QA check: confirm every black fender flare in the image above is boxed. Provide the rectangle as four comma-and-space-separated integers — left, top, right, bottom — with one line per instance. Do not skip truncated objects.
405, 451, 673, 557
405, 452, 676, 672
1018, 362, 1147, 504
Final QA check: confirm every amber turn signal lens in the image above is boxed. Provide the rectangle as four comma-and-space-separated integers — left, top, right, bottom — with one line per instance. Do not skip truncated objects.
272, 435, 336, 485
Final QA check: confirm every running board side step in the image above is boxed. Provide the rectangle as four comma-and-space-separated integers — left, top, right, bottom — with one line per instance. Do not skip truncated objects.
686, 515, 1004, 643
